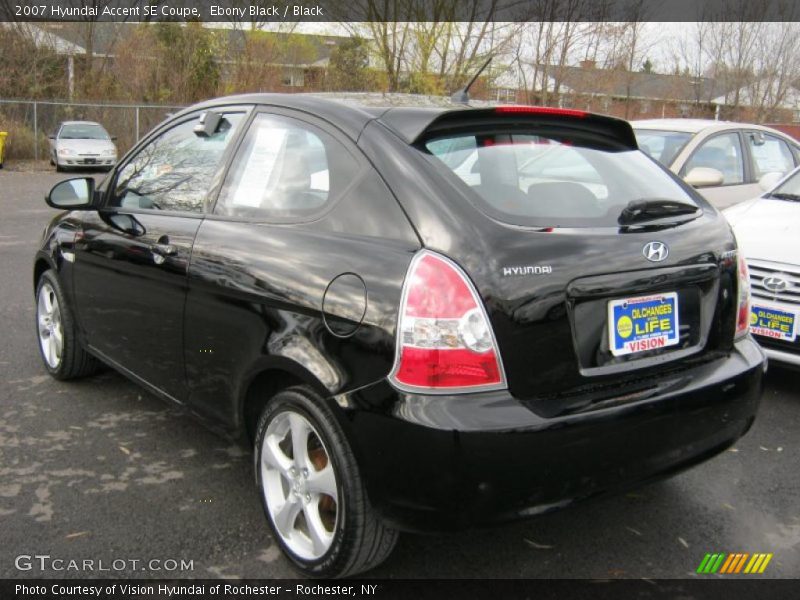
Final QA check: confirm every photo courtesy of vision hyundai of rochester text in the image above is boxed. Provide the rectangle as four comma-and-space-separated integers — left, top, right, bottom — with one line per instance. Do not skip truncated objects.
33, 95, 765, 577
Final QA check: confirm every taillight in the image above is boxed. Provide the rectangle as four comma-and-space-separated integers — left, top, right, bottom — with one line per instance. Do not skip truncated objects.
494, 105, 587, 118
389, 251, 506, 393
735, 254, 751, 339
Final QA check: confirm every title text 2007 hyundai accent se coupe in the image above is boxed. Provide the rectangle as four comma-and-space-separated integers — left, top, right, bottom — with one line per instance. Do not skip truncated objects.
34, 95, 765, 577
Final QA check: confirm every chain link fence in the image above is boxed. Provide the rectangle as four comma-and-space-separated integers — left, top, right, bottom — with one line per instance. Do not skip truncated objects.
0, 99, 185, 162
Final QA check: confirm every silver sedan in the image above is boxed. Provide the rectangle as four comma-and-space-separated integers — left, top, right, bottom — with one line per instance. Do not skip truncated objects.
634, 119, 800, 210
48, 121, 118, 172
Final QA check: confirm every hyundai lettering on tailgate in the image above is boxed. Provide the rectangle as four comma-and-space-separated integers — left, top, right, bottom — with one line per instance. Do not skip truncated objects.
608, 292, 680, 356
750, 304, 797, 341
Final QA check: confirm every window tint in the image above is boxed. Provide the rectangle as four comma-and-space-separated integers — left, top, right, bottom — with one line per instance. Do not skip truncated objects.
424, 132, 697, 227
633, 129, 692, 166
215, 113, 360, 220
111, 112, 243, 213
749, 133, 795, 178
683, 132, 744, 185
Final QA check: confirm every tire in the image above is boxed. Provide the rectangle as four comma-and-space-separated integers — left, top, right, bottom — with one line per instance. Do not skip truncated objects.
254, 386, 398, 578
55, 163, 64, 173
35, 270, 99, 380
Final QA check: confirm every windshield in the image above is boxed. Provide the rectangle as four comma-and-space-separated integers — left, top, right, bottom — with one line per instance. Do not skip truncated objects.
633, 129, 693, 167
769, 169, 800, 199
423, 131, 699, 227
59, 124, 109, 140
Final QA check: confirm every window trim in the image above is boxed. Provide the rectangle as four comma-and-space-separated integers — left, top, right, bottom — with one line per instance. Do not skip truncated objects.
102, 105, 253, 216
206, 106, 369, 225
679, 130, 748, 188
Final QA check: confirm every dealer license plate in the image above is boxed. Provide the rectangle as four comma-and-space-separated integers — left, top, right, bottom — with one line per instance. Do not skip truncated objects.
608, 292, 680, 356
750, 303, 797, 342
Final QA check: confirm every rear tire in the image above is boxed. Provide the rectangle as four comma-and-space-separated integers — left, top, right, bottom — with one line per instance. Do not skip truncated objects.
35, 270, 99, 380
254, 386, 398, 578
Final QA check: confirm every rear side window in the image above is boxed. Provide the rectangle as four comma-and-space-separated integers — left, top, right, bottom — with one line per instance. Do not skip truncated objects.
423, 131, 698, 227
748, 132, 795, 178
215, 113, 360, 220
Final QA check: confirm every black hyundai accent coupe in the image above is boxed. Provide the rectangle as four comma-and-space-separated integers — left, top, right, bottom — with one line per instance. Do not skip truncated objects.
34, 95, 765, 577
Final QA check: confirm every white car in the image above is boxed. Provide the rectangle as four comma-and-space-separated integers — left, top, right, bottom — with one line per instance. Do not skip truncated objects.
634, 119, 800, 210
724, 166, 800, 368
48, 121, 118, 172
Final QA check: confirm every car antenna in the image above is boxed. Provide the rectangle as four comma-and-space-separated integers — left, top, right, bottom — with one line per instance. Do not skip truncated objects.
451, 56, 493, 106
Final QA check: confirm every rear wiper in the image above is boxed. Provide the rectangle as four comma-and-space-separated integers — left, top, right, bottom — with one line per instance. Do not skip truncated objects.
767, 192, 800, 202
618, 198, 700, 225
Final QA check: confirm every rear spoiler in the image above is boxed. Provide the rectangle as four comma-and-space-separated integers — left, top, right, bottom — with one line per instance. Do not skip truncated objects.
378, 105, 638, 151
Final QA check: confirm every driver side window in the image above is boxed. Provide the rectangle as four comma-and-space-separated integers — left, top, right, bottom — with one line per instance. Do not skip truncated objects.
111, 112, 243, 213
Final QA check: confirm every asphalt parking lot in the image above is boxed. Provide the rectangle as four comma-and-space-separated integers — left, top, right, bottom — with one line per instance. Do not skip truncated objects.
0, 165, 798, 580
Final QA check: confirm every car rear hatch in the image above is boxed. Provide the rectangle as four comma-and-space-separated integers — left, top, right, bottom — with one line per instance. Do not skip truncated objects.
387, 106, 740, 415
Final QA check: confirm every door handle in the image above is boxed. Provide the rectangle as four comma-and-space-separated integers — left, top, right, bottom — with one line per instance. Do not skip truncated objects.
150, 238, 177, 265
151, 242, 177, 256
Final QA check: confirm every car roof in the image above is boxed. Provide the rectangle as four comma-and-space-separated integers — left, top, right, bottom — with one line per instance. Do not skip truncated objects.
177, 94, 391, 141
632, 118, 787, 135
60, 121, 104, 126
180, 94, 637, 148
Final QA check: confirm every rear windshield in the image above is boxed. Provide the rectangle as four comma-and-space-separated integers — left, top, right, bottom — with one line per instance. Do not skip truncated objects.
422, 130, 699, 227
633, 129, 693, 166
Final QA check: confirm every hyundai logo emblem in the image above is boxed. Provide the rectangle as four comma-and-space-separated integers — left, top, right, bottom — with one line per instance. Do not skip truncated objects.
643, 241, 669, 262
763, 276, 788, 293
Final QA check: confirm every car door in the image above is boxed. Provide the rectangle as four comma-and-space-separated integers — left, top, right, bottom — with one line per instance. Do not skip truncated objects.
181, 109, 420, 427
679, 130, 759, 209
745, 130, 798, 185
72, 109, 247, 402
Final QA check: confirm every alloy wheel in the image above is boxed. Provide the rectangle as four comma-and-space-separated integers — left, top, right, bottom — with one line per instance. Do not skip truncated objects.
37, 282, 63, 369
260, 410, 339, 560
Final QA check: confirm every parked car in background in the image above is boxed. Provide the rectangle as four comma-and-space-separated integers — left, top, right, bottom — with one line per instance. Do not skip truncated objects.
634, 119, 800, 209
34, 96, 765, 577
48, 121, 117, 172
725, 166, 800, 368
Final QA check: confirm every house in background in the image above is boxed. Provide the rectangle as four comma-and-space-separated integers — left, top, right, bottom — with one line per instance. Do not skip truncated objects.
23, 22, 358, 97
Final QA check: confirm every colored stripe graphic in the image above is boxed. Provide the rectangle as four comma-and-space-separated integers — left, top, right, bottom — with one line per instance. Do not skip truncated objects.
758, 554, 773, 573
719, 554, 736, 574
698, 552, 773, 574
697, 554, 713, 573
734, 553, 749, 573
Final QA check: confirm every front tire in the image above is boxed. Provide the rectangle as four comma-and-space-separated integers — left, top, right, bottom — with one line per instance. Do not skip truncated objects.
35, 270, 99, 380
254, 386, 398, 578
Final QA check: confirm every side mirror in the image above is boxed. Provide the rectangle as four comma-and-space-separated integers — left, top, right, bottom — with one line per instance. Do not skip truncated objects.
45, 177, 95, 210
758, 171, 784, 192
684, 166, 724, 188
48, 134, 55, 140
111, 136, 118, 141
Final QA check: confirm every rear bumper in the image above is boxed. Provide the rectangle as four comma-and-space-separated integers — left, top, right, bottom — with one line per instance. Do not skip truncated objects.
763, 346, 800, 369
336, 337, 765, 532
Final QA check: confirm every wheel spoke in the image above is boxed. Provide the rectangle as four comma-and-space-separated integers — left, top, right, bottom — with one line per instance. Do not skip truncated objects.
304, 502, 333, 556
289, 413, 311, 470
262, 435, 292, 474
306, 464, 337, 502
45, 337, 56, 366
52, 328, 63, 358
38, 290, 51, 318
38, 315, 50, 337
273, 497, 302, 538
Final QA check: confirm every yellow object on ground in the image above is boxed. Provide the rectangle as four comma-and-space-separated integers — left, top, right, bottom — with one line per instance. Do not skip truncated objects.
0, 131, 7, 168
